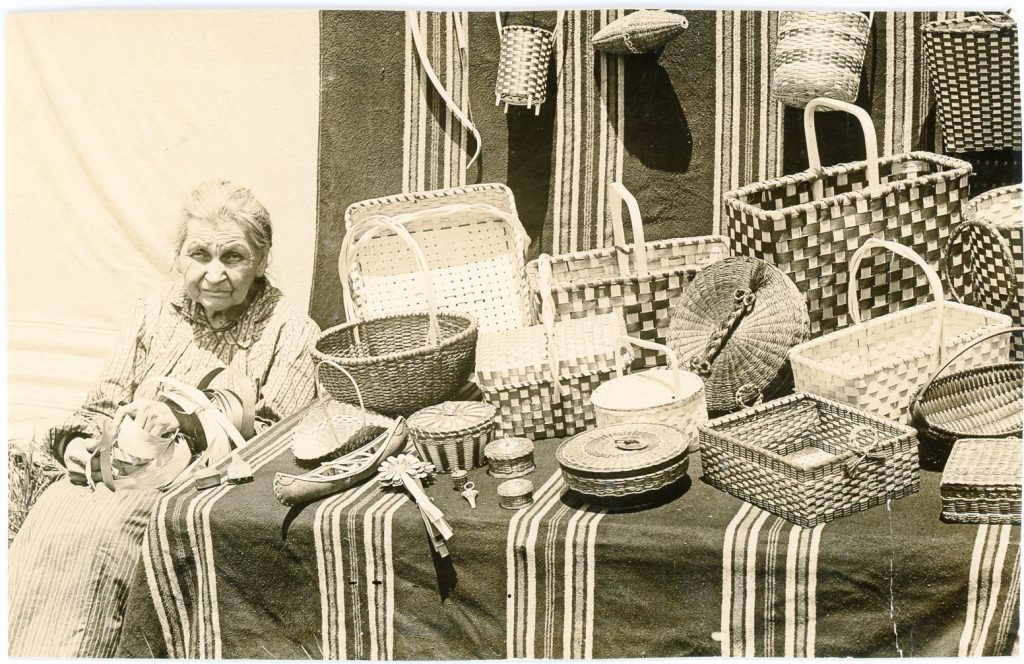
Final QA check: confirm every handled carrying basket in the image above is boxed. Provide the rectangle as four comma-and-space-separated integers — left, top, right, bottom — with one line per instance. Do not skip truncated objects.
923, 13, 1021, 152
771, 11, 871, 108
495, 11, 563, 115
315, 218, 478, 418
790, 239, 1012, 423
943, 184, 1024, 360
525, 182, 730, 371
724, 97, 973, 339
343, 184, 532, 334
698, 393, 921, 527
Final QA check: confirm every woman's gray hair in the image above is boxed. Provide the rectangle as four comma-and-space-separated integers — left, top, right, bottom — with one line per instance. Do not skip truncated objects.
175, 180, 273, 263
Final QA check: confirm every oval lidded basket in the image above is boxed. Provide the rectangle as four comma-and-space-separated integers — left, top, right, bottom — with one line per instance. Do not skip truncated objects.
407, 400, 496, 473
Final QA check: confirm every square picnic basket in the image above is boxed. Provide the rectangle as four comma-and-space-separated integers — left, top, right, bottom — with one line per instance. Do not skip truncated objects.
525, 182, 730, 371
723, 97, 973, 339
343, 183, 533, 334
940, 438, 1022, 525
698, 393, 920, 527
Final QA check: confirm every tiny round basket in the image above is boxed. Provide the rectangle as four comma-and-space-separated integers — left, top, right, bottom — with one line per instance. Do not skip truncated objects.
407, 401, 496, 473
556, 423, 689, 504
485, 437, 535, 478
497, 478, 535, 509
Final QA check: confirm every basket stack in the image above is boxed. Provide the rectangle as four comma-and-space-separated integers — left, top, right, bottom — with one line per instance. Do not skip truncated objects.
940, 438, 1022, 525
772, 11, 871, 108
407, 401, 496, 473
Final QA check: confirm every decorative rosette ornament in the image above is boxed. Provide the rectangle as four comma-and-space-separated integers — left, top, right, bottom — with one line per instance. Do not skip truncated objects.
378, 453, 453, 557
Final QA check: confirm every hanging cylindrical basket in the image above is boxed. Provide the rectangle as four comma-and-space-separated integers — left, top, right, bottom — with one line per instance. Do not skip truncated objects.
495, 11, 563, 115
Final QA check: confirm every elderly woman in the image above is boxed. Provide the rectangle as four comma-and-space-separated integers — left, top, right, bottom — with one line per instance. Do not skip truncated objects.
8, 180, 320, 657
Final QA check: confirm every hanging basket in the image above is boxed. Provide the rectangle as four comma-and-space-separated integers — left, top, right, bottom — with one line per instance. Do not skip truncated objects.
495, 11, 563, 115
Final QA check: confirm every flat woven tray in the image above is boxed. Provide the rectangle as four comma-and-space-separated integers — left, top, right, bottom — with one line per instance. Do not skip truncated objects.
941, 437, 1022, 524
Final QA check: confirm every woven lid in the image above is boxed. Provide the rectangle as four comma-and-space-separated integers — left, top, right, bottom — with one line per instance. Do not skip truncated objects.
407, 401, 496, 434
485, 437, 534, 461
556, 423, 687, 476
497, 478, 534, 497
942, 438, 1022, 488
666, 256, 808, 413
590, 368, 704, 412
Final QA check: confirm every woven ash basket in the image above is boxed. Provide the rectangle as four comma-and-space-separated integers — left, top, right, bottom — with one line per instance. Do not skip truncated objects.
772, 11, 871, 108
485, 437, 535, 478
943, 184, 1024, 360
314, 218, 477, 418
940, 438, 1021, 525
495, 11, 563, 115
790, 238, 1012, 423
407, 401, 496, 473
923, 12, 1021, 152
667, 256, 809, 415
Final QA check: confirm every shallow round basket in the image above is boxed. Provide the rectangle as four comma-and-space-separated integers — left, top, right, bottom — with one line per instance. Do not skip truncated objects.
313, 311, 478, 418
497, 478, 535, 509
485, 437, 535, 478
407, 401, 496, 473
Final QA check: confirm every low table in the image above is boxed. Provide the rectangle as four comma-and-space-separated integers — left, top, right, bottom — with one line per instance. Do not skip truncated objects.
116, 404, 1020, 658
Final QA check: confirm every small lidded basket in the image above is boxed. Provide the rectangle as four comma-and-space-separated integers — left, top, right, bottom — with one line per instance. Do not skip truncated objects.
407, 401, 496, 473
485, 437, 535, 478
556, 423, 689, 505
495, 11, 564, 115
498, 479, 535, 510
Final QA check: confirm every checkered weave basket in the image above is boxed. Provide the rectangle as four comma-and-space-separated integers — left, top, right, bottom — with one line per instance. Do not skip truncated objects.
698, 393, 921, 528
344, 184, 532, 334
790, 239, 1012, 423
723, 97, 973, 339
943, 184, 1024, 360
526, 182, 730, 371
495, 12, 563, 115
771, 11, 871, 108
923, 13, 1021, 152
940, 438, 1021, 525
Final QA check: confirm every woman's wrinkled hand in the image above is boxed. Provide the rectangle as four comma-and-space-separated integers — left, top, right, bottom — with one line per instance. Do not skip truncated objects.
113, 399, 181, 438
64, 437, 101, 486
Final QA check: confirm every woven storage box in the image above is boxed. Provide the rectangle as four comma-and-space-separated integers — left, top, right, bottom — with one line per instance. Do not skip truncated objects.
772, 11, 870, 108
941, 438, 1022, 525
556, 423, 689, 503
923, 13, 1021, 152
724, 97, 972, 339
407, 401, 496, 473
699, 393, 921, 527
316, 218, 478, 418
667, 256, 809, 414
495, 12, 563, 115
791, 239, 1012, 423
526, 182, 730, 371
944, 184, 1024, 360
343, 183, 532, 334
590, 337, 707, 454
485, 437, 535, 478
474, 308, 632, 441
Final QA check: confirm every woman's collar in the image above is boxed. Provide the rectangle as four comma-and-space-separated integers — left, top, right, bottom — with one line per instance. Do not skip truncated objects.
170, 277, 280, 349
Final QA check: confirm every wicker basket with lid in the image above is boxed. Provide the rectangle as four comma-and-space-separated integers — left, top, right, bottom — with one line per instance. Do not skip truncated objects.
407, 401, 496, 473
556, 423, 689, 503
485, 437, 535, 478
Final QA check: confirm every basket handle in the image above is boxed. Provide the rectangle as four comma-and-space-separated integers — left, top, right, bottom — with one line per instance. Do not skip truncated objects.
848, 238, 947, 372
910, 325, 1023, 423
609, 182, 649, 279
614, 336, 684, 398
496, 10, 565, 35
534, 254, 571, 398
976, 11, 1015, 28
338, 217, 440, 347
408, 11, 480, 169
941, 218, 1017, 315
314, 359, 368, 443
804, 98, 881, 200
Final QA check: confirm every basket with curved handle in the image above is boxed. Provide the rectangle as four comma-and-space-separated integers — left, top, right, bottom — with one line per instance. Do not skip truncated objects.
609, 181, 650, 279
942, 218, 1017, 314
804, 97, 881, 200
338, 216, 441, 347
316, 359, 367, 431
535, 253, 569, 398
848, 238, 947, 372
613, 336, 684, 399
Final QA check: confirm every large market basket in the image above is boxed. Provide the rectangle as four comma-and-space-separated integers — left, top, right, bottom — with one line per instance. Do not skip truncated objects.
343, 183, 532, 334
698, 393, 920, 527
922, 13, 1021, 152
790, 239, 1012, 423
315, 218, 478, 418
525, 182, 730, 371
943, 184, 1024, 360
723, 97, 973, 339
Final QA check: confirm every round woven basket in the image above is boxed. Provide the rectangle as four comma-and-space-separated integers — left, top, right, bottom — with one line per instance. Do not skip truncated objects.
497, 478, 535, 509
407, 401, 496, 473
772, 11, 870, 108
495, 12, 563, 114
484, 437, 535, 478
667, 256, 809, 414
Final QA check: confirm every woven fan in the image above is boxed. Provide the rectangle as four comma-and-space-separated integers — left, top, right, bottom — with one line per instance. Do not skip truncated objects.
667, 256, 809, 413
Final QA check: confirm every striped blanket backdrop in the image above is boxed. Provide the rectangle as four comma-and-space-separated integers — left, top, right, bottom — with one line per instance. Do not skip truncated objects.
115, 404, 1020, 658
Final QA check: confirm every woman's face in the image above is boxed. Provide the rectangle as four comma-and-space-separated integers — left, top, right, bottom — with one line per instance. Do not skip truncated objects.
177, 217, 265, 320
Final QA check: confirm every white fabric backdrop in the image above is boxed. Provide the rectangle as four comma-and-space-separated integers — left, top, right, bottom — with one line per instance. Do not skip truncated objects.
6, 9, 320, 441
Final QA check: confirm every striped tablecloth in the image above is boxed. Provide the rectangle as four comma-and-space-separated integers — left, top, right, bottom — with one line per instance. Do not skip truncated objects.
116, 406, 1020, 658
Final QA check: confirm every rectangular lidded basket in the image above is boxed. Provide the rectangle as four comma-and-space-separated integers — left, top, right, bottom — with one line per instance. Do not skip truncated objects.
941, 438, 1022, 525
344, 183, 533, 334
525, 236, 730, 371
723, 152, 972, 339
473, 313, 630, 441
698, 393, 920, 527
